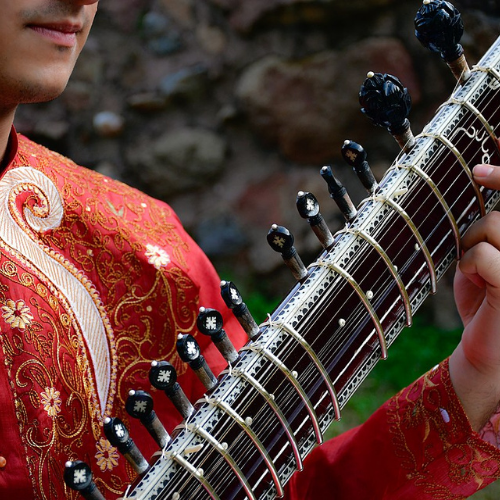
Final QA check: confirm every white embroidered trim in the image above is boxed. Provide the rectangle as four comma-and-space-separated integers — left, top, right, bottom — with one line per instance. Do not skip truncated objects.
0, 167, 113, 416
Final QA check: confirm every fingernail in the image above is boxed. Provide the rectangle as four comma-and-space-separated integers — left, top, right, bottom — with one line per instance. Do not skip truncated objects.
473, 164, 494, 177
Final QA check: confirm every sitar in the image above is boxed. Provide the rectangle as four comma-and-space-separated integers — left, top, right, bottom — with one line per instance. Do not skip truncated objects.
65, 2, 500, 499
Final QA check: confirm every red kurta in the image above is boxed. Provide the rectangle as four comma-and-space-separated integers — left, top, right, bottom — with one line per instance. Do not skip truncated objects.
286, 359, 500, 499
2, 132, 500, 500
0, 131, 247, 499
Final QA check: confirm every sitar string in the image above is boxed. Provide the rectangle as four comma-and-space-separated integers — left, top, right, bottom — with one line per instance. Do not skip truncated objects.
154, 71, 500, 500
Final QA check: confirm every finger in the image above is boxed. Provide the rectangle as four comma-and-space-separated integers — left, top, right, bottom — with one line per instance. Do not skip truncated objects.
472, 164, 500, 190
459, 241, 500, 293
461, 211, 500, 253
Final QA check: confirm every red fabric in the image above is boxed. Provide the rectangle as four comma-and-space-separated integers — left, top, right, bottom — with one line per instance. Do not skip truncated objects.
0, 132, 247, 499
285, 360, 500, 500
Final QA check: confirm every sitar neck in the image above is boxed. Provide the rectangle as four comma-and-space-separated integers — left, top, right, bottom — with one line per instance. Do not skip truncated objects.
126, 37, 500, 500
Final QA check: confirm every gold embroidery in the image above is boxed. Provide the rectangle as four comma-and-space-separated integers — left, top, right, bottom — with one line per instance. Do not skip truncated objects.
40, 387, 62, 418
0, 136, 202, 499
2, 299, 34, 329
388, 360, 500, 498
95, 437, 120, 472
145, 243, 171, 270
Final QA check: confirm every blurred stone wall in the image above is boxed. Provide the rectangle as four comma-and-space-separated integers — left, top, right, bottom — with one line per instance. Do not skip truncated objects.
14, 0, 500, 327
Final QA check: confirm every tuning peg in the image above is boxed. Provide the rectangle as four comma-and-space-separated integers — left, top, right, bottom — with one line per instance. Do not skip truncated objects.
359, 72, 415, 152
415, 0, 470, 84
177, 334, 218, 391
320, 166, 357, 223
267, 224, 308, 280
341, 140, 378, 195
197, 307, 239, 363
220, 280, 260, 340
296, 191, 334, 249
103, 417, 149, 475
149, 360, 194, 420
126, 390, 170, 449
64, 461, 105, 500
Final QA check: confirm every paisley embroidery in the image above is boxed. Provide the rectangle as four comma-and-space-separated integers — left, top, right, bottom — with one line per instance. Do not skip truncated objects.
0, 135, 220, 500
0, 166, 116, 416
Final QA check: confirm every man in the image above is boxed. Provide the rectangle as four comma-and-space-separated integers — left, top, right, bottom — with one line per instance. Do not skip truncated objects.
0, 1, 247, 498
2, 1, 500, 499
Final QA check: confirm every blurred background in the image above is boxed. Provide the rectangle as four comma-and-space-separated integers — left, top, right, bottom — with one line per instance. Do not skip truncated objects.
14, 0, 500, 497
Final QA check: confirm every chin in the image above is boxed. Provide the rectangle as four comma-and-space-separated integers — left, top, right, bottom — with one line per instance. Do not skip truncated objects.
17, 78, 70, 105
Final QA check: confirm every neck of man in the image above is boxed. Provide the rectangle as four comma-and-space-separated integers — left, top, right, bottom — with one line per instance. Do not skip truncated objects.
0, 106, 16, 169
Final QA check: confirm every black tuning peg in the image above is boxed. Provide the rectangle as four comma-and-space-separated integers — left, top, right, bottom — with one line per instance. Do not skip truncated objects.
296, 191, 334, 249
197, 307, 239, 364
320, 166, 357, 223
64, 461, 105, 500
220, 280, 260, 340
149, 360, 194, 420
341, 140, 378, 195
126, 390, 170, 448
177, 334, 218, 391
103, 417, 149, 475
267, 224, 308, 280
359, 72, 415, 152
415, 0, 470, 84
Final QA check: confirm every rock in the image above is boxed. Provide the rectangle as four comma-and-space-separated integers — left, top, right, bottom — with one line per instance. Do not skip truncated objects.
33, 121, 70, 142
127, 128, 227, 198
147, 35, 183, 56
142, 11, 170, 37
61, 81, 94, 112
208, 0, 398, 32
99, 0, 148, 32
159, 65, 209, 101
127, 93, 167, 112
236, 37, 420, 164
159, 0, 195, 28
196, 25, 227, 55
93, 112, 125, 138
195, 214, 247, 257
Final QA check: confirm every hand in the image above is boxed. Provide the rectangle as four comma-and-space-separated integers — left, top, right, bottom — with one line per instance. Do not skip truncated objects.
449, 164, 500, 431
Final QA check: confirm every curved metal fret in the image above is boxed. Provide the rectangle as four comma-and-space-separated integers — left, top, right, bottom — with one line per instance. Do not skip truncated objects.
184, 423, 256, 500
447, 97, 498, 142
337, 228, 412, 327
239, 343, 323, 445
203, 394, 285, 498
472, 64, 500, 83
372, 194, 438, 294
222, 367, 304, 471
418, 132, 486, 217
312, 260, 388, 359
167, 450, 221, 500
388, 163, 461, 259
261, 318, 342, 420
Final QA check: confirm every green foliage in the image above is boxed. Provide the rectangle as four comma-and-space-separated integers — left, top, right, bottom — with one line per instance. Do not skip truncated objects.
371, 317, 462, 389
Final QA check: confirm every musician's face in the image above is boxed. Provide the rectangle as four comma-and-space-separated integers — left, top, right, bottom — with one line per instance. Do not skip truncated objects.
0, 0, 98, 109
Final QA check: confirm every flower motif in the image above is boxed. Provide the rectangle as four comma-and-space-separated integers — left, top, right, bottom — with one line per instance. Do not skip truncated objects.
145, 244, 171, 270
2, 299, 34, 330
95, 437, 120, 472
40, 387, 62, 418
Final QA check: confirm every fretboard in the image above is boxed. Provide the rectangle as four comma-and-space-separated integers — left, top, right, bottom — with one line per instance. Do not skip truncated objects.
126, 37, 500, 500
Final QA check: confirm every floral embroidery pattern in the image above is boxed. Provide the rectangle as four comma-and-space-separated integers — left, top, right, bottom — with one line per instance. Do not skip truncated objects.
145, 244, 171, 270
96, 437, 120, 472
40, 387, 62, 418
2, 299, 34, 329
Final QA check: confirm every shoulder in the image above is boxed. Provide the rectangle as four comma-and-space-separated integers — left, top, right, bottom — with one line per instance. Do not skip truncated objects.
15, 133, 169, 209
